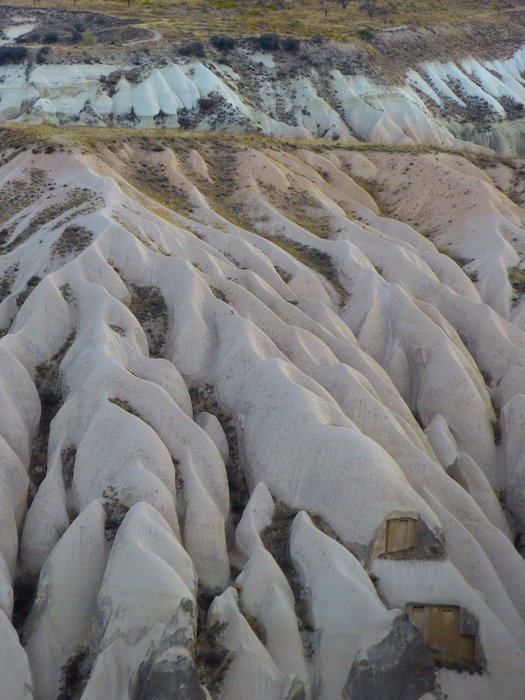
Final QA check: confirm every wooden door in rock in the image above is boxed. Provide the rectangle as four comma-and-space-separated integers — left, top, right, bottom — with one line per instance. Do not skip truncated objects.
407, 604, 476, 663
385, 517, 418, 552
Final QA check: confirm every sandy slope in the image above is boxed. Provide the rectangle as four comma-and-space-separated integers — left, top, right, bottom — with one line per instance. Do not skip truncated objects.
1, 136, 525, 698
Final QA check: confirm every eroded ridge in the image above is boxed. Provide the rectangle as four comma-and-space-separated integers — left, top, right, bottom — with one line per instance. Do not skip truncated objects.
2, 43, 525, 154
1, 134, 525, 699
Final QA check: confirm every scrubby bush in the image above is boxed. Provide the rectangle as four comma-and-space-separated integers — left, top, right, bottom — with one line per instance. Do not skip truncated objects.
357, 27, 374, 40
58, 647, 91, 699
509, 267, 525, 295
80, 30, 97, 47
210, 35, 236, 52
0, 46, 28, 65
36, 46, 51, 64
15, 31, 38, 44
359, 0, 379, 17
195, 620, 233, 695
253, 33, 280, 51
282, 37, 300, 52
43, 32, 59, 44
102, 486, 129, 541
179, 41, 206, 57
198, 93, 223, 112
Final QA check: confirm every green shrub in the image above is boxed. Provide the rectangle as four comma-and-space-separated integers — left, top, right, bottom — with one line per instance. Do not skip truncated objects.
357, 27, 374, 40
0, 46, 28, 65
253, 34, 281, 51
211, 35, 236, 51
179, 41, 206, 57
282, 37, 300, 52
81, 30, 97, 47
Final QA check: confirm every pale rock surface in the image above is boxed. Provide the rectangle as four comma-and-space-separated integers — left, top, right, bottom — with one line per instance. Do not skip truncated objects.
501, 393, 525, 529
0, 610, 33, 700
1, 44, 525, 153
24, 501, 108, 700
290, 511, 400, 699
195, 412, 229, 463
234, 482, 275, 562
372, 557, 525, 698
207, 587, 305, 700
0, 137, 524, 698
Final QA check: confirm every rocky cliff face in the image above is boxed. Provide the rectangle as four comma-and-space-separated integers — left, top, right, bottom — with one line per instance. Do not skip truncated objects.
0, 133, 524, 698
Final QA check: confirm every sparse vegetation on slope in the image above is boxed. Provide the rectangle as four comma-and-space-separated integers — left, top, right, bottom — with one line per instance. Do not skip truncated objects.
6, 0, 523, 49
0, 122, 524, 698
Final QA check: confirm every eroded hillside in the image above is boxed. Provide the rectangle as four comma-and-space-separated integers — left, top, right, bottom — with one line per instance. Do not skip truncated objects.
0, 130, 525, 698
2, 43, 525, 155
2, 4, 525, 155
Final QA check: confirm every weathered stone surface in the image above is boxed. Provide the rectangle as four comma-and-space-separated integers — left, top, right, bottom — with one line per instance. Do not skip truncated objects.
344, 616, 436, 700
0, 125, 524, 699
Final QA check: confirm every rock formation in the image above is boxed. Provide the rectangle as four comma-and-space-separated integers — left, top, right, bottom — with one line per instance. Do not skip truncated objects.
1, 45, 525, 154
0, 132, 524, 697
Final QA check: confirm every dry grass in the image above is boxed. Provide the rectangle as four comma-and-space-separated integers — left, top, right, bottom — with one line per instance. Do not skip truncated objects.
189, 384, 250, 526
57, 646, 92, 700
128, 283, 169, 357
194, 619, 233, 698
6, 0, 520, 44
0, 123, 493, 161
4, 187, 98, 253
61, 444, 77, 489
109, 396, 140, 415
509, 267, 525, 295
266, 235, 348, 306
30, 333, 75, 487
51, 225, 93, 258
238, 602, 267, 645
102, 484, 130, 541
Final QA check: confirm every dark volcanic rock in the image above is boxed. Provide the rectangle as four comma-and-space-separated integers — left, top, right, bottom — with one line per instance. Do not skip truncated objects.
344, 615, 436, 700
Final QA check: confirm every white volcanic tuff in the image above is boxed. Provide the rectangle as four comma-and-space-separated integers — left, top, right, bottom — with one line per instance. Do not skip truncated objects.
367, 151, 525, 318
0, 143, 525, 697
23, 501, 108, 700
208, 306, 443, 545
290, 511, 401, 699
332, 71, 455, 147
84, 503, 197, 694
15, 263, 230, 589
195, 412, 230, 463
1, 45, 525, 151
425, 492, 525, 650
0, 346, 38, 624
233, 489, 311, 695
427, 410, 474, 466
0, 20, 36, 46
450, 452, 510, 535
0, 345, 38, 556
236, 547, 311, 696
233, 481, 275, 563
0, 609, 33, 698
232, 149, 503, 475
344, 282, 497, 478
372, 556, 525, 699
501, 394, 525, 530
426, 416, 510, 533
427, 61, 506, 116
208, 587, 305, 700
